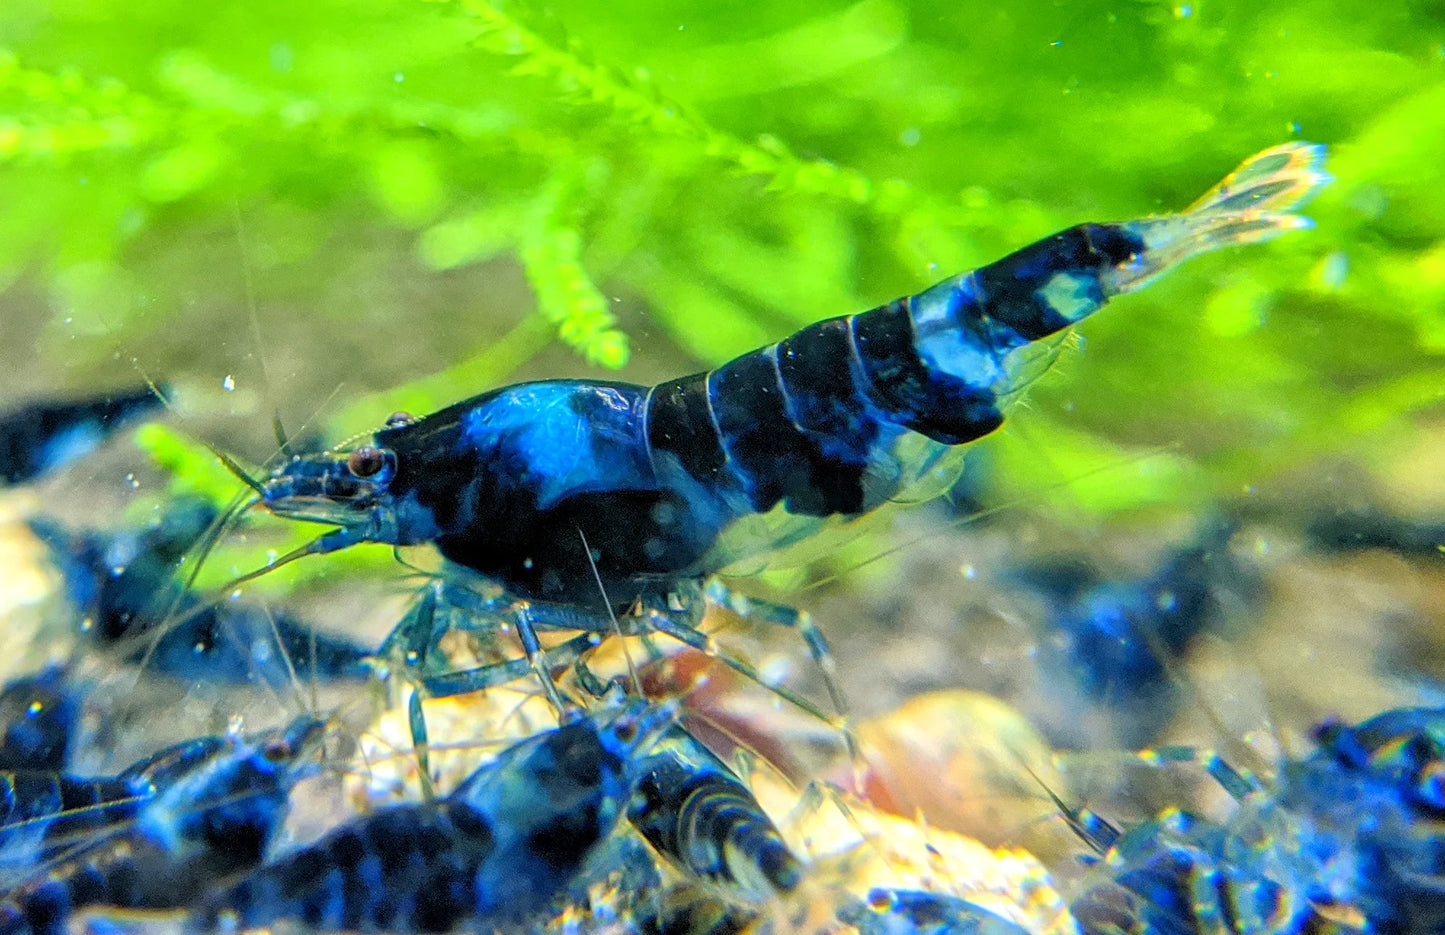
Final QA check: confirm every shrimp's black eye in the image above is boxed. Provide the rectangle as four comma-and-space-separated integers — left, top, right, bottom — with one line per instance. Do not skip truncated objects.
348, 446, 386, 478
385, 411, 415, 428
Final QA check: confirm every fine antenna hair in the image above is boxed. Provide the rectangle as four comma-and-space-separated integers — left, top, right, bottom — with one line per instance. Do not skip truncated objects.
576, 526, 642, 698
104, 490, 254, 718
114, 303, 352, 747
273, 411, 297, 460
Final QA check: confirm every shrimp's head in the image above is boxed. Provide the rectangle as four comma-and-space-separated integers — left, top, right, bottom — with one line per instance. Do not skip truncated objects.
154, 716, 328, 851
260, 444, 397, 528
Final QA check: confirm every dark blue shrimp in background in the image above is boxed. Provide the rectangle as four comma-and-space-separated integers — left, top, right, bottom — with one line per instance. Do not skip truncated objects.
0, 716, 322, 935
194, 698, 672, 933
0, 670, 81, 773
234, 143, 1328, 711
1015, 517, 1262, 749
31, 498, 371, 689
1306, 506, 1445, 558
0, 386, 164, 486
1066, 705, 1445, 933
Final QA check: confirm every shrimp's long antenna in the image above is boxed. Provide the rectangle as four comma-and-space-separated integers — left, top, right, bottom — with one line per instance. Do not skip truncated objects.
203, 440, 268, 498
221, 533, 347, 591
273, 412, 297, 460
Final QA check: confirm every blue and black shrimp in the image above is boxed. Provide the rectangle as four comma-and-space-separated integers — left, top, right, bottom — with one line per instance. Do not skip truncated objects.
1014, 517, 1261, 748
193, 698, 673, 933
0, 669, 81, 773
231, 144, 1328, 709
627, 725, 801, 906
0, 731, 232, 885
31, 498, 371, 688
0, 716, 322, 935
0, 386, 164, 486
1066, 705, 1445, 933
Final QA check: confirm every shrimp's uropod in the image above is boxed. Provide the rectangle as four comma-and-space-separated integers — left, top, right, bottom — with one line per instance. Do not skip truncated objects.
243, 143, 1327, 718
0, 716, 323, 935
195, 697, 675, 933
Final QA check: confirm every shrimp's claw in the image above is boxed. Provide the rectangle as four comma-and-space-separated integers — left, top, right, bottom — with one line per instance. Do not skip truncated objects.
1105, 141, 1331, 296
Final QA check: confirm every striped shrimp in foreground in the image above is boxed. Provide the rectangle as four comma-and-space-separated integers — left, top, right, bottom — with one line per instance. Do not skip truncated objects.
192, 697, 675, 933
221, 143, 1329, 718
0, 717, 323, 935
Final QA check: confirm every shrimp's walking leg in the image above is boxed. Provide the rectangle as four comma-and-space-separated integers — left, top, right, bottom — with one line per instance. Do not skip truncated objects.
703, 579, 862, 767
639, 604, 846, 739
511, 604, 573, 714
378, 583, 599, 781
399, 632, 600, 793
417, 634, 598, 699
383, 576, 849, 748
705, 579, 849, 720
1140, 745, 1261, 801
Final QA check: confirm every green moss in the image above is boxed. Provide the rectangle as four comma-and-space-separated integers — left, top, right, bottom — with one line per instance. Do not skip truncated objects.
2, 0, 1441, 588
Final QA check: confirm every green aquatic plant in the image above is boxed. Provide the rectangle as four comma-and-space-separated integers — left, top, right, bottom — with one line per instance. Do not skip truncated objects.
1, 0, 1440, 549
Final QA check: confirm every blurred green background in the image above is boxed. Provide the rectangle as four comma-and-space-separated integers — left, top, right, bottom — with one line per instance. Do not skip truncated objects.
1, 0, 1441, 578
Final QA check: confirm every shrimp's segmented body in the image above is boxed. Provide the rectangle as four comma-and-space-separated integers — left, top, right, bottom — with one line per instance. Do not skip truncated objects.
247, 144, 1327, 713
0, 717, 321, 935
0, 734, 229, 885
196, 698, 673, 933
627, 725, 801, 906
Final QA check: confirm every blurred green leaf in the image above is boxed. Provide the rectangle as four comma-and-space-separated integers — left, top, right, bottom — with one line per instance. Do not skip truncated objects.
0, 0, 1439, 595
